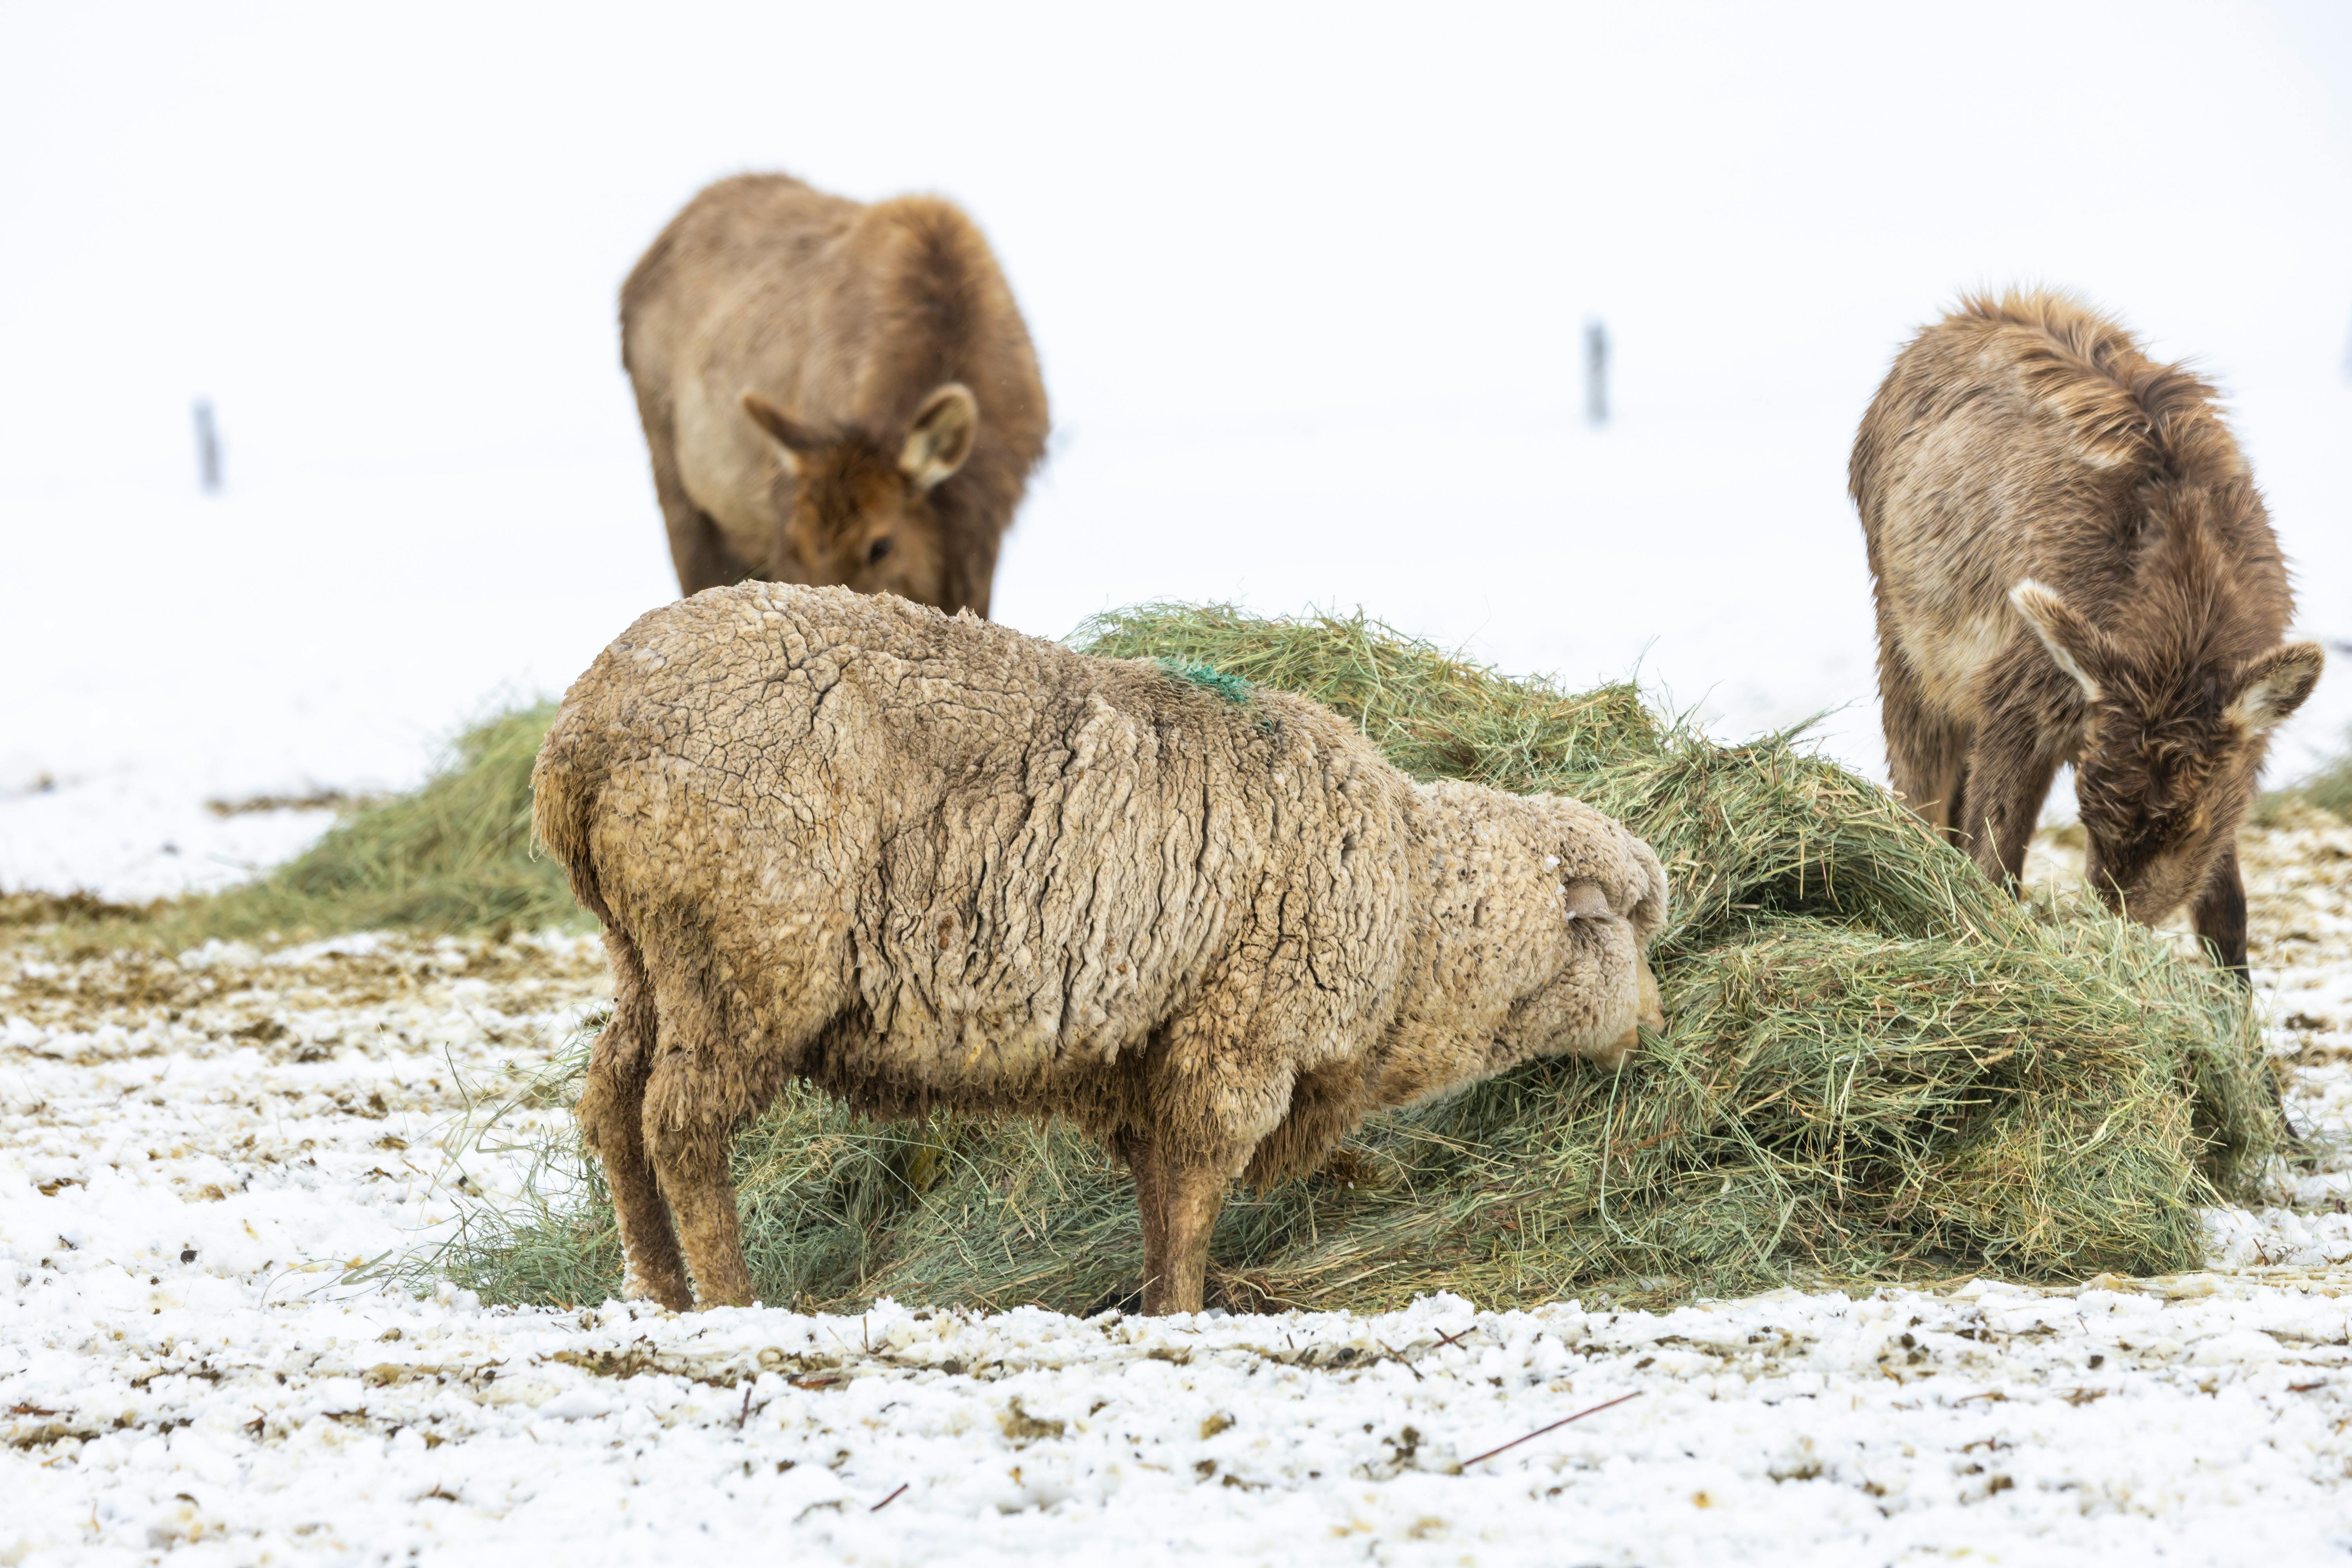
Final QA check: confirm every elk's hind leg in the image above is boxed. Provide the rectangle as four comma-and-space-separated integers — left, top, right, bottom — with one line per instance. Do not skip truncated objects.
577, 930, 690, 1310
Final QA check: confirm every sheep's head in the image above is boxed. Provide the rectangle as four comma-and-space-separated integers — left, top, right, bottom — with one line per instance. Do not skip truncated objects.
2011, 578, 2322, 927
739, 383, 979, 611
1507, 805, 1670, 1072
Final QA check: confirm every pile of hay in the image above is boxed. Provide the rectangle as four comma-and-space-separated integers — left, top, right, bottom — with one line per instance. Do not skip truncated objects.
228, 702, 577, 937
22, 704, 583, 949
435, 604, 2277, 1313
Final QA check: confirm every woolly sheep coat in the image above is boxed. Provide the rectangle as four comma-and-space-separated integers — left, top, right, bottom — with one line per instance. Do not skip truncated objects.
534, 584, 1667, 1311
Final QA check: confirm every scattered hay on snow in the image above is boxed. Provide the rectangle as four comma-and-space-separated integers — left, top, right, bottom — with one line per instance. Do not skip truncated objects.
426, 604, 2279, 1314
18, 703, 583, 948
230, 702, 577, 938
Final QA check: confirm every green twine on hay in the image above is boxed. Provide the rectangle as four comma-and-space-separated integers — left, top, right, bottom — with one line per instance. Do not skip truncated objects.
1156, 657, 1255, 706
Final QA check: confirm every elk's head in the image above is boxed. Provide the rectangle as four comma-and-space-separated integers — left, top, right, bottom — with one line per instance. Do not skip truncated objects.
2011, 578, 2323, 924
739, 383, 979, 610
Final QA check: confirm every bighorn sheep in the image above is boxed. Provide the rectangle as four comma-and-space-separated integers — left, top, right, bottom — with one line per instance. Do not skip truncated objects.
534, 586, 1669, 1314
622, 173, 1049, 615
1852, 289, 2322, 975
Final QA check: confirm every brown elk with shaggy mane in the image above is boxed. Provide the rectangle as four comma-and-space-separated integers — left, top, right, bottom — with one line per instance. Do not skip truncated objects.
1852, 289, 2323, 976
622, 172, 1049, 616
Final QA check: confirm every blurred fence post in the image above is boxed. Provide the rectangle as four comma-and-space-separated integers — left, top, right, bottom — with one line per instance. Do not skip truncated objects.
194, 399, 222, 494
1584, 320, 1609, 428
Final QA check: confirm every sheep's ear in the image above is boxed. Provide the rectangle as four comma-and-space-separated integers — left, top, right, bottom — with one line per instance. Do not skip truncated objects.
898, 383, 977, 490
2227, 641, 2325, 736
740, 391, 817, 476
2010, 579, 2112, 701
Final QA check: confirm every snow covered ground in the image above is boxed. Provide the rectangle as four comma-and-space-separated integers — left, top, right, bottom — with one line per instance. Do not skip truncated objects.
8, 3, 2352, 1560
4, 811, 2350, 1565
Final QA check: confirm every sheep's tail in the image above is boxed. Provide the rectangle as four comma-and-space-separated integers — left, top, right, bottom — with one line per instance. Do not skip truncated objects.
531, 699, 618, 929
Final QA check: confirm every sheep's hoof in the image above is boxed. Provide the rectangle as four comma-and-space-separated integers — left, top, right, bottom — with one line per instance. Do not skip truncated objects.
1589, 1030, 1637, 1069
622, 1272, 693, 1314
690, 1287, 753, 1312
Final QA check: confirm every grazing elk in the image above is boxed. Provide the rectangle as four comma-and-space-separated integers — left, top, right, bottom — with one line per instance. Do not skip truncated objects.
1852, 289, 2323, 977
621, 173, 1049, 616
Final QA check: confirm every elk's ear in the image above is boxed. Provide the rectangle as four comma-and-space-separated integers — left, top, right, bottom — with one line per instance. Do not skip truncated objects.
2010, 579, 2111, 700
2226, 641, 2325, 736
898, 383, 978, 490
740, 391, 817, 476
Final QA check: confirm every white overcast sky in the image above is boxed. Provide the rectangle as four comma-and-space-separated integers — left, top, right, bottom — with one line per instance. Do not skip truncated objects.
2, 1, 2348, 799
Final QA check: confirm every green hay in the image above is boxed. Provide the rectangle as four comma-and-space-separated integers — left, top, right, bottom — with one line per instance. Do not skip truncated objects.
28, 703, 586, 949
235, 702, 579, 936
427, 604, 2278, 1314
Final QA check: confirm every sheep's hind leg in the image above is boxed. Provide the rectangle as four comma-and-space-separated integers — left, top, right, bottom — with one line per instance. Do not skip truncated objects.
642, 1037, 755, 1309
577, 932, 690, 1311
639, 951, 804, 1310
646, 1119, 753, 1310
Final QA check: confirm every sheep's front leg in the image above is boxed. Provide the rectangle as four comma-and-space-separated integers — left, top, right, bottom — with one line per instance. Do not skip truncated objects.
1141, 1156, 1230, 1316
1116, 1131, 1171, 1308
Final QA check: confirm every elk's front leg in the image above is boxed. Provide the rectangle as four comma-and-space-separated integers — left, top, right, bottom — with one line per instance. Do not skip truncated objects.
1964, 713, 2061, 892
650, 451, 754, 597
1878, 634, 1973, 843
2192, 841, 2251, 984
669, 504, 754, 597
